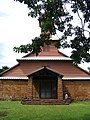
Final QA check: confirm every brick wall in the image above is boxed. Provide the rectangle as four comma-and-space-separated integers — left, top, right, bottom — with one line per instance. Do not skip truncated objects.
58, 77, 63, 100
63, 80, 90, 101
32, 79, 40, 99
0, 79, 90, 102
27, 77, 33, 99
0, 80, 28, 100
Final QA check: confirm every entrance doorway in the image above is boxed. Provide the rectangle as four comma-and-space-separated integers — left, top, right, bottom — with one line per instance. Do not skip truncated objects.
40, 78, 57, 99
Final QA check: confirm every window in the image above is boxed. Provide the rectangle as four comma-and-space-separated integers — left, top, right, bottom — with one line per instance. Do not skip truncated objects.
40, 79, 57, 99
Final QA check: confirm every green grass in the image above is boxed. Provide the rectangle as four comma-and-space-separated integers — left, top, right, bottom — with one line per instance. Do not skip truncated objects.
0, 101, 90, 120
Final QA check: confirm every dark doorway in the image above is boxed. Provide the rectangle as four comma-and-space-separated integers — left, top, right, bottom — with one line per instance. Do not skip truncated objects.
40, 78, 57, 99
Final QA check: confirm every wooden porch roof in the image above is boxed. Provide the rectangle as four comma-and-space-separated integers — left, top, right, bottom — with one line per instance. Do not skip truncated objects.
27, 66, 64, 77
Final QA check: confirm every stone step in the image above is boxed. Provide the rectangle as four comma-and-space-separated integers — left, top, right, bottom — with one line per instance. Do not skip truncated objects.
21, 99, 67, 105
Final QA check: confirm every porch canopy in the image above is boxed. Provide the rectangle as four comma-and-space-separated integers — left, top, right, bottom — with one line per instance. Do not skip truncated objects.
27, 66, 63, 78
27, 66, 64, 99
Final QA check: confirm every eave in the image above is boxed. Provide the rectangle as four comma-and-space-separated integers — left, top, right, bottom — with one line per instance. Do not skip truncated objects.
0, 76, 28, 80
63, 77, 90, 80
17, 56, 72, 61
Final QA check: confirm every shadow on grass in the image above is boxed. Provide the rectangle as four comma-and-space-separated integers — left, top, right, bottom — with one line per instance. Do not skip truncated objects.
0, 111, 8, 118
82, 114, 90, 120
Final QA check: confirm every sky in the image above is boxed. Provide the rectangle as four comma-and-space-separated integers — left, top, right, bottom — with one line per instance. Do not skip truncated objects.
0, 0, 41, 68
0, 0, 90, 71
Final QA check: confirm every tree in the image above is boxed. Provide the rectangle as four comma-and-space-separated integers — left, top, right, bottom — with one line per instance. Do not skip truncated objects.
88, 67, 90, 72
14, 0, 90, 64
0, 66, 9, 73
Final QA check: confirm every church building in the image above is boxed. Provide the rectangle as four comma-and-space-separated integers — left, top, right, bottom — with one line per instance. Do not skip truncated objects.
0, 39, 90, 104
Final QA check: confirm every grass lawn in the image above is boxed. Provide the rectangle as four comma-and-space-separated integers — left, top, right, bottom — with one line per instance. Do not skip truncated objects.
0, 101, 90, 120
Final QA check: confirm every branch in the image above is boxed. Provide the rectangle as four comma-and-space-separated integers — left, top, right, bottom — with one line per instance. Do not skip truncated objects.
76, 9, 85, 30
74, 1, 85, 33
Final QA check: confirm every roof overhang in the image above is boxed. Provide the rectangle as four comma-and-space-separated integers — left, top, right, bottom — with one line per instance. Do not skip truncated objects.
63, 77, 90, 80
0, 76, 89, 80
17, 56, 72, 61
0, 77, 28, 80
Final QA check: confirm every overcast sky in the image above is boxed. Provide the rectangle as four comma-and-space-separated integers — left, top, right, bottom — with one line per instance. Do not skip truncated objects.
0, 0, 41, 68
0, 0, 90, 71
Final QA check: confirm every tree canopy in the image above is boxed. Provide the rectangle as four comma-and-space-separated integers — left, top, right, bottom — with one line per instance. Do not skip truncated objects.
0, 66, 9, 73
88, 67, 90, 72
14, 0, 90, 64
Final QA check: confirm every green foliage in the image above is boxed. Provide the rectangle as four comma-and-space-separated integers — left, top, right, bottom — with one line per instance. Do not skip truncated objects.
88, 67, 90, 72
13, 33, 51, 56
0, 66, 9, 73
14, 0, 90, 64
